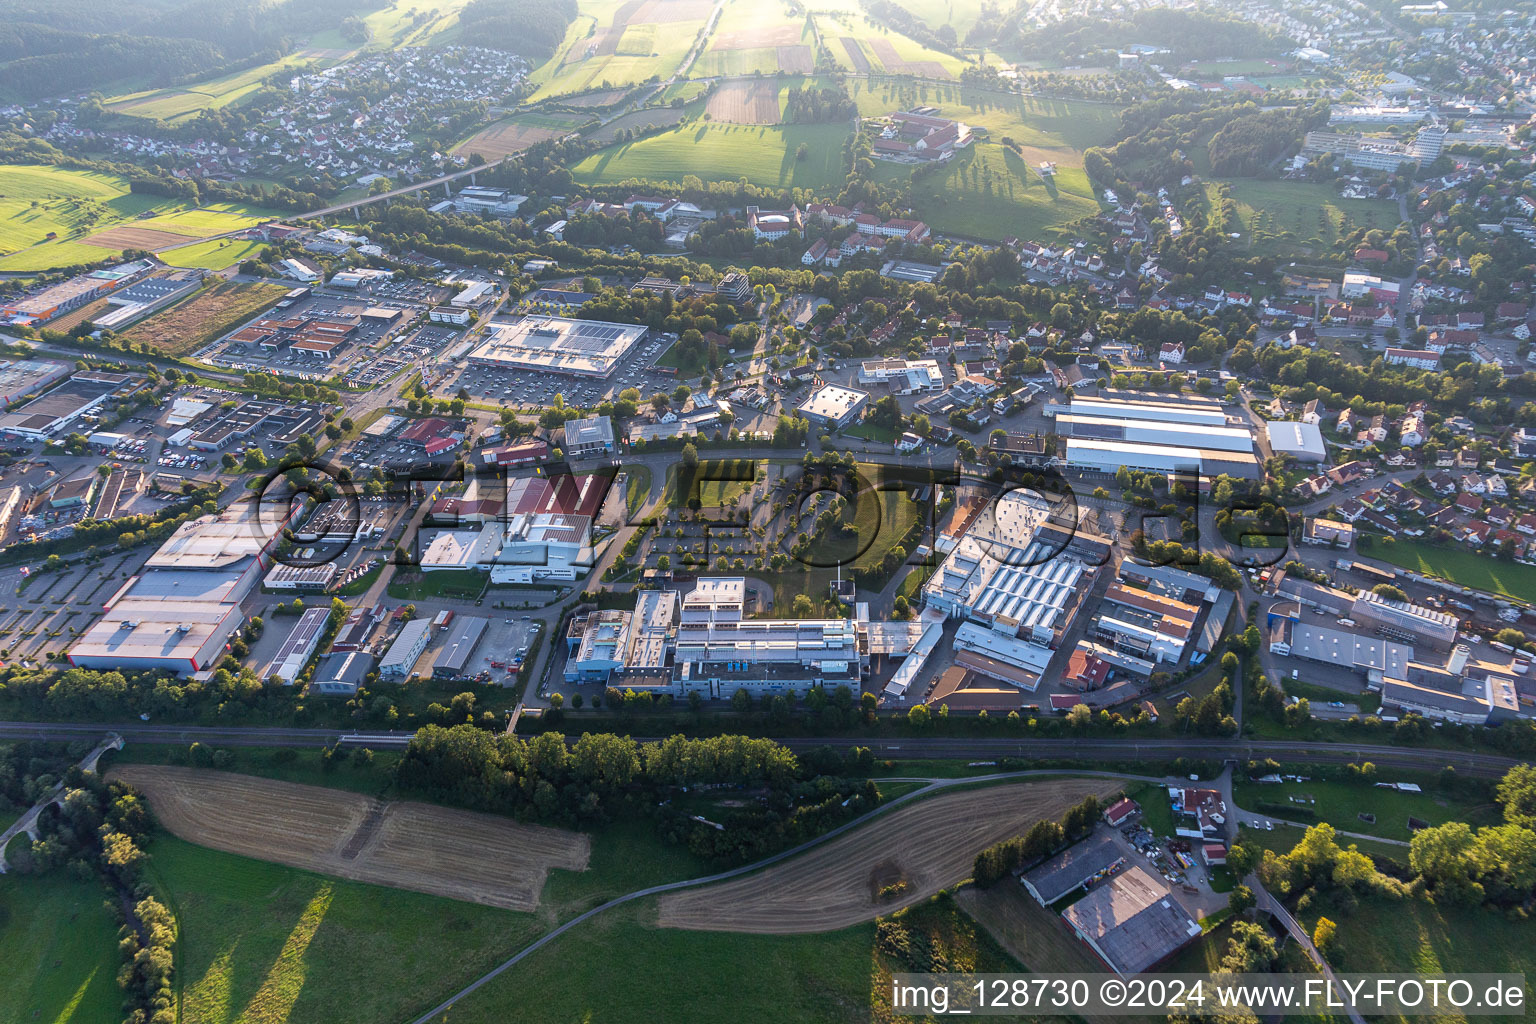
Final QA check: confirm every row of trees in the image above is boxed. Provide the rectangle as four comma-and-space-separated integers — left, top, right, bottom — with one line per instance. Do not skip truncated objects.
971, 794, 1103, 887
10, 767, 172, 1024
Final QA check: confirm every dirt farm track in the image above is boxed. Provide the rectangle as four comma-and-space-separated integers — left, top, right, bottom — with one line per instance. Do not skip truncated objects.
111, 765, 589, 910
657, 777, 1118, 933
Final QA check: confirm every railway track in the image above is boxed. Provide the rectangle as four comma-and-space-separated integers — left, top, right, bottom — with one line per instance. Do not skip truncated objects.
0, 721, 1523, 776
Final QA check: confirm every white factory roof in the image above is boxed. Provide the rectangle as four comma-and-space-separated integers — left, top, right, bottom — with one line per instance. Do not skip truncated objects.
1267, 420, 1326, 459
469, 315, 647, 377
953, 620, 1055, 673
144, 502, 285, 570
68, 603, 238, 665
1290, 623, 1415, 675
797, 383, 869, 421
1063, 395, 1229, 427
1058, 413, 1256, 453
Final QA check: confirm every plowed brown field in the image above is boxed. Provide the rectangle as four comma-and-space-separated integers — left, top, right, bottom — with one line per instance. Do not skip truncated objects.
112, 765, 589, 910
657, 778, 1117, 933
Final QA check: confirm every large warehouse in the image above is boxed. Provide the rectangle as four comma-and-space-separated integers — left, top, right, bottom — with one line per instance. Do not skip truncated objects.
468, 315, 647, 378
68, 501, 291, 676
1047, 393, 1260, 480
0, 370, 144, 440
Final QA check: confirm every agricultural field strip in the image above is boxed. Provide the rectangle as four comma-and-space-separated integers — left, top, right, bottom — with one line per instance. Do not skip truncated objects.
110, 766, 589, 911
405, 769, 1153, 1024
658, 776, 1119, 932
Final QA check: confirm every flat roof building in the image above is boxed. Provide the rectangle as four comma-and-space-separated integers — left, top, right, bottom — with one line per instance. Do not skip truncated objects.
1050, 394, 1260, 480
0, 371, 143, 440
797, 384, 869, 429
564, 415, 615, 456
1268, 420, 1327, 462
380, 619, 432, 681
468, 315, 647, 378
68, 501, 290, 676
1351, 590, 1459, 650
433, 615, 489, 679
269, 606, 331, 683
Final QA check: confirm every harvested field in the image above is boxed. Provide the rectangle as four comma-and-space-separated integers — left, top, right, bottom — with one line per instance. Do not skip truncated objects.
121, 280, 286, 356
839, 36, 871, 73
658, 777, 1117, 933
634, 0, 714, 20
777, 44, 815, 73
866, 36, 953, 78
712, 23, 803, 49
586, 106, 687, 144
565, 88, 632, 107
111, 766, 589, 911
457, 120, 578, 161
45, 297, 112, 332
83, 224, 200, 250
705, 79, 781, 123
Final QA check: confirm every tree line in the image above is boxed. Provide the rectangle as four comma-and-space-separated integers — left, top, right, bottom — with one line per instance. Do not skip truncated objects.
971, 793, 1104, 887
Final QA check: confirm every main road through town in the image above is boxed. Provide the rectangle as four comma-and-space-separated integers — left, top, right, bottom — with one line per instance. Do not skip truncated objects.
0, 720, 1524, 777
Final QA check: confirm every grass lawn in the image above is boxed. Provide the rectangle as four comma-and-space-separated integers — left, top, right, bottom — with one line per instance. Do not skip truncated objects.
886, 0, 988, 39
651, 339, 707, 378
1234, 777, 1500, 842
122, 281, 288, 356
540, 819, 707, 921
159, 238, 268, 270
529, 0, 711, 101
147, 833, 543, 1024
1126, 781, 1177, 838
107, 51, 340, 122
897, 565, 935, 602
431, 897, 873, 1023
387, 569, 488, 601
624, 464, 652, 516
878, 140, 1101, 240
843, 420, 899, 444
0, 871, 124, 1024
572, 122, 853, 190
1214, 179, 1401, 259
666, 458, 759, 508
0, 165, 278, 272
1360, 538, 1536, 603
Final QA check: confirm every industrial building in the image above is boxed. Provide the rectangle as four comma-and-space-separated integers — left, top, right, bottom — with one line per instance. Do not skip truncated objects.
0, 259, 155, 325
858, 358, 945, 394
379, 619, 432, 680
797, 383, 870, 429
1267, 420, 1327, 462
449, 186, 528, 217
564, 415, 615, 456
0, 371, 145, 440
562, 580, 894, 697
1020, 833, 1126, 905
312, 651, 375, 695
90, 272, 201, 330
1047, 394, 1260, 480
0, 359, 72, 409
268, 606, 331, 683
1350, 590, 1459, 650
68, 501, 292, 675
433, 615, 488, 680
1061, 865, 1202, 976
1267, 617, 1415, 683
468, 315, 648, 378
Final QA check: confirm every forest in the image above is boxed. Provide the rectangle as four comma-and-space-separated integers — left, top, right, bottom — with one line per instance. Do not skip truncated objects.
0, 0, 383, 99
456, 0, 580, 62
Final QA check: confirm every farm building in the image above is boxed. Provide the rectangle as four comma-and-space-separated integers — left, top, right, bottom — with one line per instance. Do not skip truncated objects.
1020, 833, 1126, 905
1060, 865, 1202, 976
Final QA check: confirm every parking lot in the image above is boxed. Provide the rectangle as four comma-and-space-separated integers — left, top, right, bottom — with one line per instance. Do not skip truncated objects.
0, 547, 155, 665
202, 288, 434, 383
